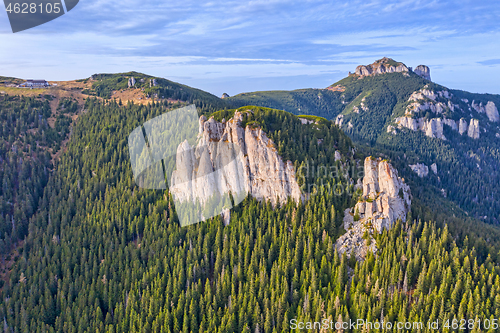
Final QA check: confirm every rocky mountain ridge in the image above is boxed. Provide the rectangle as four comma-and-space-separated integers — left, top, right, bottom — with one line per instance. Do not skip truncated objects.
354, 57, 409, 77
336, 157, 411, 260
392, 85, 499, 140
170, 111, 304, 214
353, 57, 431, 81
224, 57, 500, 223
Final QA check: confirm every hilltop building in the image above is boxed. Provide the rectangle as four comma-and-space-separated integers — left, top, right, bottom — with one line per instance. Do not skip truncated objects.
19, 80, 49, 88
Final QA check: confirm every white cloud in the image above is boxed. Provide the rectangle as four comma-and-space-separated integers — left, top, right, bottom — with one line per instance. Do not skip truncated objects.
2, 0, 500, 95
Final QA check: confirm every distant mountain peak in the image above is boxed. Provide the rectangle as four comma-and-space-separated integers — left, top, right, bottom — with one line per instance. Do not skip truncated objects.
352, 57, 432, 81
353, 57, 409, 77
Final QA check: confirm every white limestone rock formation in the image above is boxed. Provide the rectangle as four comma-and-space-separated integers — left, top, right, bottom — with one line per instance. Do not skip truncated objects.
221, 208, 231, 226
395, 116, 420, 131
471, 101, 485, 113
405, 88, 452, 116
170, 111, 304, 210
431, 163, 438, 174
468, 119, 480, 139
459, 118, 468, 135
422, 118, 445, 139
409, 163, 429, 177
335, 114, 344, 127
335, 151, 342, 162
390, 84, 497, 141
128, 77, 136, 88
469, 100, 499, 122
485, 101, 499, 122
354, 57, 409, 77
395, 117, 446, 140
414, 65, 431, 81
336, 157, 411, 260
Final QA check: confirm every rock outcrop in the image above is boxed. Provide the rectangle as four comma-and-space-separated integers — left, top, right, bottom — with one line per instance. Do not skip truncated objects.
221, 93, 230, 99
395, 117, 446, 140
405, 88, 452, 115
459, 118, 468, 135
470, 100, 499, 122
486, 101, 499, 122
299, 118, 314, 125
395, 115, 482, 140
170, 111, 303, 210
409, 163, 429, 177
391, 85, 491, 141
334, 114, 344, 127
468, 119, 480, 139
334, 150, 341, 162
354, 57, 409, 77
471, 100, 485, 113
430, 163, 438, 174
336, 157, 411, 260
414, 65, 431, 81
128, 77, 136, 88
422, 118, 445, 139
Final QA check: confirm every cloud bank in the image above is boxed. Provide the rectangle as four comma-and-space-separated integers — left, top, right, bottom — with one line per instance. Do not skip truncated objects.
1, 0, 500, 95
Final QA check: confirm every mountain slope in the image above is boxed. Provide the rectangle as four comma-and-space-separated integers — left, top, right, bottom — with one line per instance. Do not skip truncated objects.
227, 59, 500, 224
0, 94, 78, 252
228, 89, 344, 120
0, 100, 358, 330
82, 71, 230, 113
2, 98, 500, 332
0, 72, 232, 253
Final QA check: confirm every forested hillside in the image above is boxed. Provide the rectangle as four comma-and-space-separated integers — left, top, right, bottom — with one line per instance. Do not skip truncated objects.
1, 98, 500, 332
0, 72, 231, 254
0, 94, 76, 252
228, 89, 343, 120
81, 72, 229, 114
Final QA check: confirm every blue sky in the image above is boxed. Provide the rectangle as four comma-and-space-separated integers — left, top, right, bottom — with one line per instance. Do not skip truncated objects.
1, 0, 500, 97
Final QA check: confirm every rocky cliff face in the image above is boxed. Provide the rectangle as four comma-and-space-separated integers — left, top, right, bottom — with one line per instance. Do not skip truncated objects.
395, 116, 446, 140
414, 65, 431, 81
468, 119, 480, 139
336, 157, 411, 260
486, 101, 500, 122
170, 111, 303, 210
354, 57, 409, 77
390, 85, 494, 140
470, 100, 498, 122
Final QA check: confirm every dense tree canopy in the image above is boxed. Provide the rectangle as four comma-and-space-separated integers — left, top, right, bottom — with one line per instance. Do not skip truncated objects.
1, 99, 499, 332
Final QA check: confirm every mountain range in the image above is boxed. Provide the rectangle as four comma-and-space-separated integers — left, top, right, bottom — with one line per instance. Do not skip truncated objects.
1, 59, 500, 332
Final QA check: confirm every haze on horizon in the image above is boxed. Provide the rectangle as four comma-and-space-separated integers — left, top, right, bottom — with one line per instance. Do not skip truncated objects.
1, 0, 500, 97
